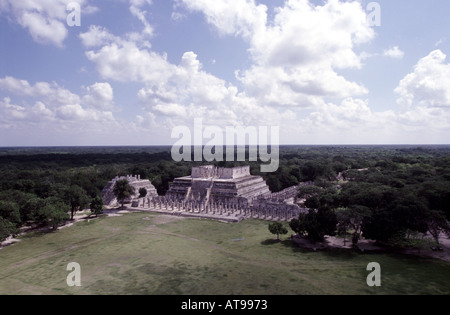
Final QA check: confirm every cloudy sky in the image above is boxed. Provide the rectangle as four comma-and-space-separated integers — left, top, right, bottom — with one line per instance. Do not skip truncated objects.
0, 0, 449, 146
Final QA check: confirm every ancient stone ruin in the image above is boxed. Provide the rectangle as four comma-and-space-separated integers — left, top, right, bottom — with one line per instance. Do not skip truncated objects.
102, 174, 158, 206
166, 165, 271, 205
102, 166, 309, 222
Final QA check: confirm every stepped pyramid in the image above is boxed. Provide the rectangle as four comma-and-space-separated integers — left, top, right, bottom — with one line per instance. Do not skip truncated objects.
102, 175, 158, 206
166, 165, 271, 205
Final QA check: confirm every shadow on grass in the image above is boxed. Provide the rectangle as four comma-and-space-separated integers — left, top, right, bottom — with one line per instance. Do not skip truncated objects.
261, 238, 312, 254
18, 229, 53, 239
261, 238, 281, 245
262, 237, 385, 258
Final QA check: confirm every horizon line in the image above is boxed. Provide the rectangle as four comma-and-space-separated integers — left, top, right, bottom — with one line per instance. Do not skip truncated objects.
1, 144, 450, 148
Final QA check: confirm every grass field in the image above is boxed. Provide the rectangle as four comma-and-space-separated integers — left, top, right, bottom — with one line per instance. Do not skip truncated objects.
0, 212, 449, 295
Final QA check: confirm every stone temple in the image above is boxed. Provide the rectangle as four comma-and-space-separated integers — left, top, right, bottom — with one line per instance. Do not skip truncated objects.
102, 174, 158, 206
166, 165, 271, 205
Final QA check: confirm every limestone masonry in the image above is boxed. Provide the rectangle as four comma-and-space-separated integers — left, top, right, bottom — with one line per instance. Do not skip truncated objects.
102, 174, 158, 206
102, 166, 307, 222
166, 165, 271, 205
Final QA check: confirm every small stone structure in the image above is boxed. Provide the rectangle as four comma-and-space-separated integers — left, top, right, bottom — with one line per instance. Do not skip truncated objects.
102, 175, 158, 207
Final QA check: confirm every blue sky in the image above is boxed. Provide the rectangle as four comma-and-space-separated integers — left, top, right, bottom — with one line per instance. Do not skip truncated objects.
0, 0, 449, 146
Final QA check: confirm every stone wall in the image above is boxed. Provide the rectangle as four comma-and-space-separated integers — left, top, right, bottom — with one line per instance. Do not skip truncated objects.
102, 175, 158, 206
191, 165, 250, 179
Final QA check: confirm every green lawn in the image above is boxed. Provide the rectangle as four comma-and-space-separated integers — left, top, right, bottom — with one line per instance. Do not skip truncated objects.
0, 212, 449, 295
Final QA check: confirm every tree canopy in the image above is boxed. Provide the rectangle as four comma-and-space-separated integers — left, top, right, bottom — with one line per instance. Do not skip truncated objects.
113, 179, 135, 209
268, 222, 288, 240
0, 145, 448, 247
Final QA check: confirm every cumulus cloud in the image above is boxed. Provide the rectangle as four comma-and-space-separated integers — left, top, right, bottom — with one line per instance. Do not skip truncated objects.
178, 0, 373, 108
82, 0, 376, 130
0, 76, 116, 124
79, 25, 117, 48
82, 82, 114, 109
395, 50, 450, 109
0, 97, 27, 120
392, 49, 450, 136
83, 26, 246, 127
0, 76, 80, 107
136, 51, 246, 126
291, 49, 450, 144
383, 46, 405, 59
300, 98, 396, 135
0, 0, 97, 47
75, 1, 449, 144
175, 0, 267, 38
84, 39, 175, 83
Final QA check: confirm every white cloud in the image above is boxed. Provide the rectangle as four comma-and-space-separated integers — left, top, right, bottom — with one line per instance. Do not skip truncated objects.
0, 97, 27, 120
85, 39, 175, 83
303, 98, 396, 133
392, 49, 450, 138
75, 0, 448, 144
0, 0, 97, 47
83, 27, 245, 127
31, 101, 54, 120
79, 0, 379, 142
383, 46, 405, 59
153, 103, 187, 117
0, 76, 80, 107
178, 0, 373, 108
175, 0, 267, 38
19, 11, 68, 47
395, 50, 450, 109
0, 76, 117, 125
79, 25, 117, 48
82, 82, 114, 109
129, 0, 154, 37
291, 49, 450, 144
136, 51, 245, 126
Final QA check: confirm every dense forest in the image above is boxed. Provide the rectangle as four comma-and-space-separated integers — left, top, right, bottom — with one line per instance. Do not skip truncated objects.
0, 145, 449, 248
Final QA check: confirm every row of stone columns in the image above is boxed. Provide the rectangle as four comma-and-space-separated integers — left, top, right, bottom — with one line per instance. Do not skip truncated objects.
135, 196, 305, 222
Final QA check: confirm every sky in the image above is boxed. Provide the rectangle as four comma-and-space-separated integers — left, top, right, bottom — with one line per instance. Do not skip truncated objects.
0, 0, 450, 146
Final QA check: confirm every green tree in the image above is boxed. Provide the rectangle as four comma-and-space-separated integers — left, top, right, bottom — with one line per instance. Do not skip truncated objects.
308, 208, 337, 242
291, 208, 337, 242
362, 192, 430, 244
289, 214, 307, 237
0, 201, 21, 226
90, 196, 104, 217
37, 198, 70, 230
335, 206, 371, 247
297, 185, 322, 200
66, 185, 90, 220
427, 210, 450, 245
22, 197, 45, 222
0, 217, 19, 242
113, 179, 135, 209
268, 222, 288, 240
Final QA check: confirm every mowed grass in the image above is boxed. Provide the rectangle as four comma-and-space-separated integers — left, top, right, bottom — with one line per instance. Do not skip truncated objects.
0, 212, 449, 295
